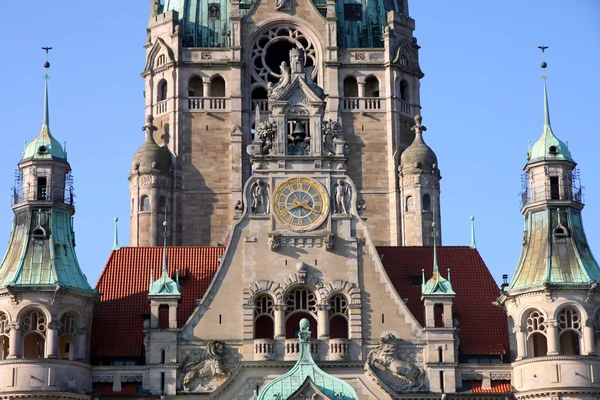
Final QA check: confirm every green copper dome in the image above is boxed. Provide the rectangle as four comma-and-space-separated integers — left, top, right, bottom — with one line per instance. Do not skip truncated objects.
256, 319, 358, 400
528, 82, 573, 164
22, 81, 67, 162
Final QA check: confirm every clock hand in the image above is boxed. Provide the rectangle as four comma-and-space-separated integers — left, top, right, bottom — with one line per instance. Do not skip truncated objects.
300, 201, 321, 215
282, 199, 303, 213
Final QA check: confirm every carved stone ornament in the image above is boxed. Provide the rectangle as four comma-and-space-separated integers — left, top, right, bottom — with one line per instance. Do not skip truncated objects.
322, 119, 344, 155
180, 341, 229, 392
357, 199, 367, 218
250, 180, 270, 214
267, 61, 291, 99
365, 333, 428, 392
332, 179, 350, 215
323, 233, 334, 251
275, 0, 291, 11
254, 120, 277, 155
268, 233, 281, 252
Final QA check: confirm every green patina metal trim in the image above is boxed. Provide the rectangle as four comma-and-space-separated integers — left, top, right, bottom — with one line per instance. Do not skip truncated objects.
422, 222, 455, 296
149, 221, 180, 296
255, 319, 358, 400
22, 80, 67, 162
527, 81, 573, 164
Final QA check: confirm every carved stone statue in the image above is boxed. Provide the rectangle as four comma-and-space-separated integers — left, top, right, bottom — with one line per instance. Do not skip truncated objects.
366, 334, 428, 392
333, 179, 349, 214
181, 341, 228, 392
255, 119, 277, 155
142, 115, 157, 140
322, 119, 343, 155
275, 0, 291, 11
251, 180, 269, 214
267, 61, 291, 99
268, 234, 280, 251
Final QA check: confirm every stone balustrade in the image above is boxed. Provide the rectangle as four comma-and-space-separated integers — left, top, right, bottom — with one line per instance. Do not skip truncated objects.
155, 100, 167, 115
284, 339, 319, 361
188, 97, 228, 111
327, 338, 351, 361
254, 339, 277, 361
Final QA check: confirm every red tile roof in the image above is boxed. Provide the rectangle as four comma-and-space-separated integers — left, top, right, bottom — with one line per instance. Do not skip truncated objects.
376, 246, 509, 356
91, 383, 139, 395
470, 380, 514, 393
91, 246, 224, 360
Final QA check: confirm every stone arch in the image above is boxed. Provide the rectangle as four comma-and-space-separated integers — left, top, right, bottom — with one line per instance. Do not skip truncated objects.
246, 279, 285, 305
188, 75, 204, 97
363, 74, 380, 97
343, 75, 359, 97
554, 302, 588, 322
209, 74, 226, 97
282, 274, 324, 302
518, 306, 548, 329
0, 308, 13, 322
17, 304, 51, 323
245, 20, 325, 87
320, 280, 361, 305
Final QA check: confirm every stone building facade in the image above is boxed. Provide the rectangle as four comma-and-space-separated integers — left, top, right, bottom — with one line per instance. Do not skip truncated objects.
1, 0, 600, 400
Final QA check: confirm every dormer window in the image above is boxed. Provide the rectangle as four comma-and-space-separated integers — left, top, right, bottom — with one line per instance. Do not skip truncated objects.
549, 145, 558, 154
37, 146, 48, 154
553, 226, 568, 237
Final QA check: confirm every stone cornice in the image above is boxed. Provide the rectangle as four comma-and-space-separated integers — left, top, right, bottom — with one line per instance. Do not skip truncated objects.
0, 390, 90, 400
0, 358, 91, 369
512, 354, 600, 366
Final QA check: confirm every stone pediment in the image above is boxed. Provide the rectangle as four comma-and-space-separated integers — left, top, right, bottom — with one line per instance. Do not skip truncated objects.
143, 37, 175, 74
274, 77, 326, 108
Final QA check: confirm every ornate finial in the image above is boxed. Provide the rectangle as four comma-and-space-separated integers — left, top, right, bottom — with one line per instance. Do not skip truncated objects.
538, 45, 548, 76
142, 115, 158, 142
161, 207, 170, 282
41, 47, 53, 128
412, 114, 427, 136
113, 217, 121, 251
469, 216, 477, 250
432, 222, 438, 273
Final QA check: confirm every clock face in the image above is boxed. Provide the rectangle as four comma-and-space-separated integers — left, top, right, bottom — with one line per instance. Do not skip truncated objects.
273, 178, 330, 232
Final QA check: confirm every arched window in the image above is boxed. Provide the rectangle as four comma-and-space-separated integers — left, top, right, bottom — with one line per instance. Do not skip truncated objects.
254, 295, 274, 339
405, 196, 414, 212
558, 307, 582, 356
23, 310, 46, 359
140, 196, 150, 212
156, 54, 167, 67
343, 76, 358, 97
285, 288, 317, 339
210, 76, 226, 97
58, 313, 77, 360
365, 76, 380, 97
188, 76, 204, 97
329, 294, 348, 339
423, 194, 431, 211
526, 310, 547, 357
0, 313, 9, 360
158, 197, 166, 213
157, 80, 168, 101
400, 79, 409, 101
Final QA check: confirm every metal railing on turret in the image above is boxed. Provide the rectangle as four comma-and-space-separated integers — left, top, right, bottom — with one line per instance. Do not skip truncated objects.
12, 185, 74, 206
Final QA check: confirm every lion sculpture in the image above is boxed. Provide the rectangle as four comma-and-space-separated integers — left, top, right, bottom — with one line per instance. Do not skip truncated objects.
366, 333, 428, 392
181, 341, 227, 392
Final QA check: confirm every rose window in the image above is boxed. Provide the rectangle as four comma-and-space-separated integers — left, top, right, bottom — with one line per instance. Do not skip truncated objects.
250, 26, 318, 85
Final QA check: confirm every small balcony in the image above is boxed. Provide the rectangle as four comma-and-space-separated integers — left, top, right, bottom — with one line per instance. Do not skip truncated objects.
284, 339, 320, 361
328, 338, 351, 361
13, 186, 74, 206
251, 100, 269, 112
341, 97, 382, 112
188, 97, 228, 112
254, 339, 277, 361
155, 100, 167, 115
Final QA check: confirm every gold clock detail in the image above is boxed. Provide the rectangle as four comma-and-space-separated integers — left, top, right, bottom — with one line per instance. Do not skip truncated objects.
273, 178, 330, 232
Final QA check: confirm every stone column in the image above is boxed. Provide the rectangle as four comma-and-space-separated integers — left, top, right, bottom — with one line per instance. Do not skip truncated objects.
8, 322, 22, 359
76, 327, 88, 361
317, 304, 330, 339
150, 303, 160, 329
47, 322, 60, 358
546, 320, 559, 356
274, 305, 286, 339
514, 326, 526, 360
357, 82, 365, 98
584, 319, 595, 355
168, 304, 178, 329
203, 81, 210, 98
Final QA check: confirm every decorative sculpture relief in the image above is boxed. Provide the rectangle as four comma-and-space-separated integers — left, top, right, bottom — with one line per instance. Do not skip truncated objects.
255, 119, 276, 155
181, 341, 228, 392
366, 334, 428, 392
268, 233, 281, 251
275, 0, 291, 11
322, 120, 344, 155
250, 180, 269, 214
333, 179, 350, 215
267, 61, 291, 99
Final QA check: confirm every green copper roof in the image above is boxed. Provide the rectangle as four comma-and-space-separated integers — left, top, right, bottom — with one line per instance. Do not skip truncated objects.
528, 81, 573, 164
22, 80, 67, 162
256, 319, 358, 400
508, 208, 600, 291
422, 222, 454, 296
149, 221, 180, 296
0, 208, 93, 292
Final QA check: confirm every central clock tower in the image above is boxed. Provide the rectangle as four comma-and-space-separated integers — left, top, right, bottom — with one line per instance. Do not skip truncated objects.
244, 47, 357, 247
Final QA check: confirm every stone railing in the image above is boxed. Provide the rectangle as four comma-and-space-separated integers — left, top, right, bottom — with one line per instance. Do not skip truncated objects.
341, 97, 382, 112
254, 339, 277, 361
399, 100, 411, 115
188, 97, 228, 111
284, 339, 319, 361
155, 100, 167, 115
252, 100, 269, 112
328, 338, 351, 361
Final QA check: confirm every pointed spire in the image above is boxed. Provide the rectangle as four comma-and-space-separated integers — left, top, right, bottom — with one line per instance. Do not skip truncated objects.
148, 208, 180, 296
543, 79, 551, 129
41, 46, 52, 130
160, 213, 169, 283
112, 217, 121, 251
469, 216, 477, 250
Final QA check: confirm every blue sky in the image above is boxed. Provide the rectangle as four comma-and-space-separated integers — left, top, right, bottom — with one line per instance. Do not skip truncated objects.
0, 1, 598, 286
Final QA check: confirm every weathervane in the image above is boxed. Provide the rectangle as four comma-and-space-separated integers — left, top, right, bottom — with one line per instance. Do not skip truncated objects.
538, 45, 548, 79
42, 46, 52, 79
